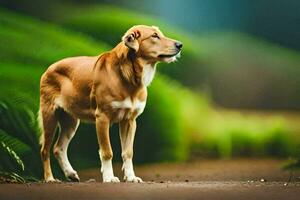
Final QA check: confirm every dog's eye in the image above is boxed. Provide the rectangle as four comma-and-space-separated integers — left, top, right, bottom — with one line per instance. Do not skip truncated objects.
152, 33, 160, 39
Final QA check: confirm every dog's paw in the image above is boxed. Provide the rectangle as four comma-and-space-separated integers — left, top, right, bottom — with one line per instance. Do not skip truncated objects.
103, 176, 120, 183
44, 177, 61, 183
67, 171, 80, 182
124, 175, 143, 183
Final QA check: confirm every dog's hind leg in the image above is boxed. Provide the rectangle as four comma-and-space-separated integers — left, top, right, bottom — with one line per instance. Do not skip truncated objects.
53, 109, 80, 182
39, 104, 58, 182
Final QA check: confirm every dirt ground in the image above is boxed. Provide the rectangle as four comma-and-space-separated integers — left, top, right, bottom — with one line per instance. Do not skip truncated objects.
1, 159, 300, 200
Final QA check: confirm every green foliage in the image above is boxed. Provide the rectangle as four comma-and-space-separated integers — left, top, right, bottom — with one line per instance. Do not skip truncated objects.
0, 7, 110, 107
191, 112, 300, 158
0, 141, 25, 172
0, 130, 31, 161
0, 171, 26, 183
0, 100, 42, 179
0, 100, 39, 151
136, 75, 188, 162
0, 7, 109, 66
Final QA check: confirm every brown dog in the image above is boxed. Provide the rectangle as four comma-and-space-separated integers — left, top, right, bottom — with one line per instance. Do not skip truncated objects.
39, 25, 182, 183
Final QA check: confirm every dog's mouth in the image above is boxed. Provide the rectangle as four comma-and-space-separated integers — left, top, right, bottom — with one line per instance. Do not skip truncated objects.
157, 51, 181, 63
158, 51, 180, 58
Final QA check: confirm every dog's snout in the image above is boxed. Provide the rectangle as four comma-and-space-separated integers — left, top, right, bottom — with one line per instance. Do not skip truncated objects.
175, 42, 183, 50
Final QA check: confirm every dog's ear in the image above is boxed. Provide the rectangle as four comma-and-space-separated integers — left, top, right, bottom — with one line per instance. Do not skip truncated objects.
122, 30, 141, 52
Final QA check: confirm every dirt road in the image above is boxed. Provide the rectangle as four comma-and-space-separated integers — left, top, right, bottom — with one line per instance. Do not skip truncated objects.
1, 159, 299, 200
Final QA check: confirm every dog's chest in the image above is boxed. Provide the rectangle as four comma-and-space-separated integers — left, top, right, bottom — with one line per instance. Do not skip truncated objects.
110, 97, 146, 121
142, 64, 156, 87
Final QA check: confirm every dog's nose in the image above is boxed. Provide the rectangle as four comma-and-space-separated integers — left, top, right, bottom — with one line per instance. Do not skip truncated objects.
175, 42, 183, 50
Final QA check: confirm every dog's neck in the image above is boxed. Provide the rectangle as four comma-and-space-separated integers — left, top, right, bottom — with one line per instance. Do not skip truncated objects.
114, 43, 156, 88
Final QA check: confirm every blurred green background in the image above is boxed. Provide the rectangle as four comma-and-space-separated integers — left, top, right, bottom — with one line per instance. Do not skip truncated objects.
0, 0, 300, 181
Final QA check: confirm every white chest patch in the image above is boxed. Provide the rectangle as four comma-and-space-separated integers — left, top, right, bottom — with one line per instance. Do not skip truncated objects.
111, 97, 146, 119
110, 97, 133, 109
142, 64, 156, 87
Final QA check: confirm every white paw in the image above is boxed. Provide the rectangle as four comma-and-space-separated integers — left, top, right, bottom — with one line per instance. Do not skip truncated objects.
45, 177, 61, 183
124, 175, 143, 183
103, 176, 120, 183
66, 171, 80, 182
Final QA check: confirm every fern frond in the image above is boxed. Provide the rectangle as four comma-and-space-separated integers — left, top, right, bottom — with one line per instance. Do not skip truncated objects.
0, 129, 31, 155
0, 141, 25, 171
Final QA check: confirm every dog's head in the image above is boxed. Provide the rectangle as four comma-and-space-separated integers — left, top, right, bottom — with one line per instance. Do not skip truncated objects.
122, 25, 182, 63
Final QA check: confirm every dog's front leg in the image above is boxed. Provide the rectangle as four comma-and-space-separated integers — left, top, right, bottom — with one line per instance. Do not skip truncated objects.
119, 119, 143, 183
95, 111, 120, 183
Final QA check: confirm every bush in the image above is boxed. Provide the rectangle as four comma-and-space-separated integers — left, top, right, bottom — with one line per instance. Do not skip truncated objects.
0, 100, 41, 180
